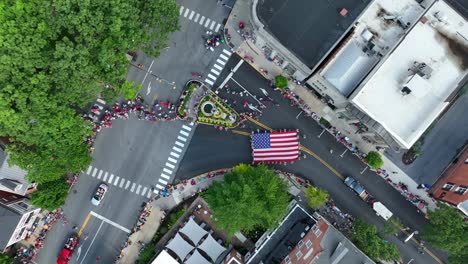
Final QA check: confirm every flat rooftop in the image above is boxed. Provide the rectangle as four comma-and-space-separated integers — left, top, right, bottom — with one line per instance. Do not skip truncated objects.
351, 0, 468, 149
257, 0, 371, 69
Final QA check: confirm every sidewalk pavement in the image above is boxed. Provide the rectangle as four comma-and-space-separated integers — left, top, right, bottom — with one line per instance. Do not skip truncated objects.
224, 0, 436, 213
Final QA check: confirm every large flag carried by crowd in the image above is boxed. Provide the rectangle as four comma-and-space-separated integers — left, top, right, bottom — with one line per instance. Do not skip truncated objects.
251, 131, 300, 163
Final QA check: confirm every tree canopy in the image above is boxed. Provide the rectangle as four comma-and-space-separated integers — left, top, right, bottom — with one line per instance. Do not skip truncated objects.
204, 164, 290, 236
365, 151, 384, 169
305, 186, 329, 209
0, 0, 179, 183
30, 178, 70, 211
352, 218, 401, 261
423, 204, 468, 256
275, 75, 288, 89
0, 253, 10, 264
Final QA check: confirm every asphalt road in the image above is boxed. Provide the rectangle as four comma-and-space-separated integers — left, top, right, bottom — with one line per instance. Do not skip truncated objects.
176, 54, 448, 263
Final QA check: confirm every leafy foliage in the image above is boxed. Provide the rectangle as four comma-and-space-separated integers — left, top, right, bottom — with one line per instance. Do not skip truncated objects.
121, 81, 142, 100
30, 179, 69, 211
423, 204, 468, 255
0, 253, 11, 264
448, 250, 468, 264
381, 216, 403, 235
365, 151, 384, 169
0, 0, 179, 183
275, 75, 288, 89
319, 117, 331, 128
305, 187, 329, 209
352, 218, 401, 261
204, 164, 290, 235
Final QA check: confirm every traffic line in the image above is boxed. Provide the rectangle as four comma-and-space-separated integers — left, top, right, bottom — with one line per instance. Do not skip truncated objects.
86, 166, 93, 175
211, 68, 220, 75
183, 8, 189, 17
210, 20, 216, 30
159, 178, 168, 185
113, 176, 120, 186
216, 59, 226, 65
141, 187, 148, 196
125, 180, 131, 190
232, 130, 251, 136
179, 6, 184, 15
182, 125, 192, 131
131, 183, 136, 192
165, 162, 175, 169
223, 49, 232, 56
205, 79, 214, 85
90, 211, 131, 233
102, 172, 108, 180
180, 130, 190, 137
204, 18, 211, 28
215, 23, 222, 32
78, 212, 92, 237
136, 185, 142, 195
97, 170, 103, 179
173, 146, 182, 152
156, 184, 165, 190
189, 10, 195, 20
163, 168, 173, 174
92, 168, 98, 177
79, 221, 103, 264
199, 16, 205, 25
161, 173, 170, 179
213, 64, 223, 71
220, 54, 229, 61
177, 136, 187, 142
207, 73, 217, 81
103, 172, 108, 182
168, 157, 178, 164
194, 13, 200, 22
119, 179, 125, 188
170, 152, 180, 158
146, 191, 152, 198
108, 174, 115, 184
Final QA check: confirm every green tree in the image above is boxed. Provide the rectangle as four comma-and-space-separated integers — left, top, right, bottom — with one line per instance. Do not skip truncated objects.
365, 151, 384, 169
0, 0, 179, 183
305, 187, 329, 209
204, 164, 290, 235
423, 204, 468, 254
121, 81, 142, 100
352, 218, 400, 261
275, 75, 288, 89
0, 253, 11, 264
381, 216, 403, 235
30, 178, 70, 211
448, 250, 468, 264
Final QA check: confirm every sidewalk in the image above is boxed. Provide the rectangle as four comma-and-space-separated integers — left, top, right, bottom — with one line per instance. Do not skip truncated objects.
224, 0, 436, 213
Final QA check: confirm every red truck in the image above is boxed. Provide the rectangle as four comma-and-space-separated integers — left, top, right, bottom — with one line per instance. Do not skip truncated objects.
56, 234, 79, 264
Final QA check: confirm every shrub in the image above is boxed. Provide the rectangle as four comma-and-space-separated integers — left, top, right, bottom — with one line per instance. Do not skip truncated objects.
366, 151, 384, 169
275, 75, 288, 89
319, 117, 331, 128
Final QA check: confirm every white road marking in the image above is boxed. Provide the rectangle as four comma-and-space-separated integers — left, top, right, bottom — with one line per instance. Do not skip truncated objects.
189, 10, 195, 20
205, 79, 214, 85
207, 73, 216, 80
146, 82, 151, 95
125, 180, 131, 190
142, 60, 155, 83
119, 179, 125, 188
183, 8, 190, 17
147, 191, 152, 198
165, 162, 175, 169
103, 172, 108, 182
204, 18, 211, 28
79, 221, 104, 264
141, 187, 148, 196
108, 174, 114, 184
199, 16, 205, 25
211, 68, 220, 75
163, 168, 173, 174
179, 6, 184, 15
86, 166, 93, 175
182, 125, 192, 131
219, 60, 244, 89
177, 136, 187, 142
223, 49, 232, 56
161, 173, 170, 179
99, 171, 106, 180
180, 130, 190, 137
220, 54, 229, 61
159, 178, 168, 185
194, 13, 200, 22
213, 64, 223, 70
90, 211, 130, 233
216, 58, 226, 65
168, 157, 178, 164
156, 184, 165, 190
97, 98, 106, 105
136, 185, 142, 195
170, 152, 180, 158
215, 23, 222, 32
175, 141, 184, 147
92, 168, 98, 177
130, 183, 136, 192
97, 170, 103, 179
113, 176, 120, 186
173, 146, 182, 152
210, 20, 216, 30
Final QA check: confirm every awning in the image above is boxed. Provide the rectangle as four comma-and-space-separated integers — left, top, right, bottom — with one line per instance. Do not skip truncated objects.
185, 249, 211, 264
179, 218, 208, 245
150, 250, 179, 264
198, 234, 227, 262
165, 233, 194, 261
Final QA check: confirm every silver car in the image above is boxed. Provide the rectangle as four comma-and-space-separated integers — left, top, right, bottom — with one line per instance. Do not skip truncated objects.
91, 183, 108, 206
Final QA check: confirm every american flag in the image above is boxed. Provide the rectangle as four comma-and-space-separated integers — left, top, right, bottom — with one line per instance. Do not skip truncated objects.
252, 131, 300, 163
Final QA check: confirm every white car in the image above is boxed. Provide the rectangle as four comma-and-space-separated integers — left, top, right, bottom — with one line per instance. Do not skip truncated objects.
91, 183, 108, 206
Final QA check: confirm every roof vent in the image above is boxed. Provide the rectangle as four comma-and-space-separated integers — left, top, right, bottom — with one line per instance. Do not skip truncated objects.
401, 86, 412, 95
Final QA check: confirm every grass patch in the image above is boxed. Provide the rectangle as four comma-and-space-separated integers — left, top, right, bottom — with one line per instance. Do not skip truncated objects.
178, 83, 198, 116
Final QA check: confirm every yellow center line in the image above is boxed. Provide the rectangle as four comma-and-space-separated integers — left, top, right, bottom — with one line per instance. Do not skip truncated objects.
232, 129, 251, 136
246, 116, 273, 131
78, 212, 92, 237
299, 145, 344, 180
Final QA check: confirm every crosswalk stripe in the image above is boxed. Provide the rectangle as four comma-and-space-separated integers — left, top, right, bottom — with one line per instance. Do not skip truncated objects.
97, 170, 103, 179
87, 166, 93, 175
165, 162, 175, 169
119, 179, 125, 188
223, 49, 232, 56
108, 174, 114, 183
204, 18, 211, 28
220, 54, 229, 61
199, 16, 205, 25
189, 10, 195, 20
168, 157, 178, 164
125, 180, 131, 190
215, 23, 222, 32
161, 173, 170, 179
210, 21, 216, 30
114, 176, 120, 186
131, 183, 136, 192
136, 185, 142, 195
141, 187, 148, 196
194, 13, 200, 22
179, 6, 184, 15
216, 58, 226, 65
159, 178, 168, 185
163, 168, 173, 174
205, 79, 214, 85
97, 98, 106, 105
147, 191, 152, 198
213, 64, 223, 70
170, 151, 180, 158
173, 146, 182, 152
184, 8, 190, 17
175, 141, 185, 147
207, 74, 217, 81
211, 68, 220, 75
99, 171, 106, 180
180, 130, 190, 137
156, 184, 165, 190
92, 168, 98, 177
177, 136, 187, 142
103, 172, 108, 182
182, 125, 192, 131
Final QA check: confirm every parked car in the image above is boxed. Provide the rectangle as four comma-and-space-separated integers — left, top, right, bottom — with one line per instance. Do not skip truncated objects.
91, 183, 108, 206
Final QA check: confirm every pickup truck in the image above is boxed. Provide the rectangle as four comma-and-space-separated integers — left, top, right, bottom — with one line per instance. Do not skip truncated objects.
344, 176, 369, 201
